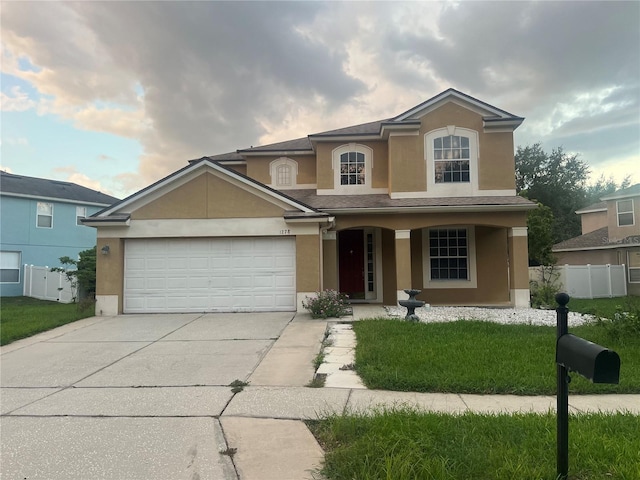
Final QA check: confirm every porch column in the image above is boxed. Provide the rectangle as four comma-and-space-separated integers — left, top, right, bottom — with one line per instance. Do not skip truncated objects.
395, 229, 412, 304
509, 227, 530, 308
322, 230, 338, 291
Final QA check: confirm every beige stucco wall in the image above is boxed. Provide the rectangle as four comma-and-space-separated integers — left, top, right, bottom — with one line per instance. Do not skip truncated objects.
131, 173, 285, 220
508, 233, 529, 290
606, 197, 640, 242
244, 155, 317, 186
388, 134, 425, 193
296, 234, 321, 292
381, 229, 397, 305
554, 249, 620, 266
334, 210, 527, 232
580, 210, 607, 234
314, 141, 388, 190
95, 237, 124, 314
322, 237, 338, 290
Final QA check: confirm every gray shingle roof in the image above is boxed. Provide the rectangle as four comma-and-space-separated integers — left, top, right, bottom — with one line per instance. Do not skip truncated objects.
0, 171, 119, 205
280, 189, 536, 211
237, 137, 313, 153
552, 227, 640, 251
600, 183, 640, 200
576, 201, 607, 214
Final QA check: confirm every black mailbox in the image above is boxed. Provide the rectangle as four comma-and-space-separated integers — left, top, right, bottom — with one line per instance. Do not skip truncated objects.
556, 334, 620, 384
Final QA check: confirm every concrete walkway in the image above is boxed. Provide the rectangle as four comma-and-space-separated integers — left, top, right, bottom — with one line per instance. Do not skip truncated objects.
2, 307, 639, 480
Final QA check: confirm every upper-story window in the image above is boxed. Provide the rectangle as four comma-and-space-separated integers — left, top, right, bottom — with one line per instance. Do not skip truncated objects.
433, 135, 470, 183
37, 202, 53, 228
76, 206, 87, 226
340, 151, 366, 185
425, 126, 478, 196
269, 157, 298, 188
617, 199, 634, 226
332, 144, 373, 193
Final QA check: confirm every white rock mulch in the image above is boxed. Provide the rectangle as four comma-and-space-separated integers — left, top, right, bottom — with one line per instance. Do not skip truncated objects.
385, 306, 595, 327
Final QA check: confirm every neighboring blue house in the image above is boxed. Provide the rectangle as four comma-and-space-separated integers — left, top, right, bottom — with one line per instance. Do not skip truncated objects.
0, 171, 119, 297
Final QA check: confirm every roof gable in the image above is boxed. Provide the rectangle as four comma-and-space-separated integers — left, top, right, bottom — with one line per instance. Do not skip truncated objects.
93, 159, 317, 219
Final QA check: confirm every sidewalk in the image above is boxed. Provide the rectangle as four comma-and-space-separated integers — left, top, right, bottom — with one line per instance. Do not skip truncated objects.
220, 306, 640, 480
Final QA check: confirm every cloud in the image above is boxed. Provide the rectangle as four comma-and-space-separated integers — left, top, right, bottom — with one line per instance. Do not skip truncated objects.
53, 166, 111, 195
2, 136, 29, 146
0, 86, 36, 111
1, 1, 638, 194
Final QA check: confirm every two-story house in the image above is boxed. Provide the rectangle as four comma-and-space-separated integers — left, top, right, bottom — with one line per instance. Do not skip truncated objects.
0, 171, 119, 297
83, 88, 536, 315
553, 183, 640, 295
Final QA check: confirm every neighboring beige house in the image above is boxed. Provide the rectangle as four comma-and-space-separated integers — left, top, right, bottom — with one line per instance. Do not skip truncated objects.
553, 183, 640, 296
84, 88, 535, 315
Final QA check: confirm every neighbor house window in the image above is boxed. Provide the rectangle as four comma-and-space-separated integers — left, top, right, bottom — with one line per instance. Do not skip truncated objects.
76, 206, 87, 226
617, 200, 634, 227
340, 151, 366, 185
628, 251, 640, 283
433, 135, 470, 183
37, 202, 53, 228
429, 228, 469, 280
269, 157, 298, 188
0, 251, 20, 283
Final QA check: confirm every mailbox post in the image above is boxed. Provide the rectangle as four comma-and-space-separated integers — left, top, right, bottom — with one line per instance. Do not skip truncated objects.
554, 293, 621, 480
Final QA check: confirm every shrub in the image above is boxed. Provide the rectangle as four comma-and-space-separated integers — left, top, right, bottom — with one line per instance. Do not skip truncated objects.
595, 300, 640, 343
530, 265, 561, 309
302, 289, 350, 319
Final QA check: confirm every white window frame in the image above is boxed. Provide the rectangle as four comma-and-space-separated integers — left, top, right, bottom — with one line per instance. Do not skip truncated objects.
332, 143, 374, 194
37, 202, 53, 228
617, 199, 634, 227
76, 206, 87, 226
628, 250, 640, 284
425, 126, 479, 197
0, 251, 21, 283
269, 157, 298, 188
422, 226, 477, 289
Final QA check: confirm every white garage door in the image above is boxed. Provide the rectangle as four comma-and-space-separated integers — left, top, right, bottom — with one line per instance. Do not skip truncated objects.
124, 237, 296, 313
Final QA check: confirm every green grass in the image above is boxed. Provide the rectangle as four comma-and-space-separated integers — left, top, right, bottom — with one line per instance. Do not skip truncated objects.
353, 319, 640, 394
0, 296, 94, 345
309, 409, 640, 480
569, 296, 640, 320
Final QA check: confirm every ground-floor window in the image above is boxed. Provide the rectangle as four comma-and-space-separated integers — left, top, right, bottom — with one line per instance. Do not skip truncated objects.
0, 251, 21, 283
422, 226, 477, 289
628, 250, 640, 283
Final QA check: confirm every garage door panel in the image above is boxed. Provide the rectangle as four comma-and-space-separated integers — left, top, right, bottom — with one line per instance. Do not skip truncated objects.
124, 237, 296, 313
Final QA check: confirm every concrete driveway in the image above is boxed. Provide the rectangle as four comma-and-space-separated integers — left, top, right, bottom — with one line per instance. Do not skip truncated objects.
1, 312, 296, 480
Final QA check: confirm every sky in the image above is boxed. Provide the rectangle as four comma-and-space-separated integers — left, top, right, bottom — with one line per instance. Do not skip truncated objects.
1, 1, 639, 200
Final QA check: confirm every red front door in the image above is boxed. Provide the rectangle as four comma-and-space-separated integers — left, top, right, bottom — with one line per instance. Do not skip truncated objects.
339, 229, 365, 299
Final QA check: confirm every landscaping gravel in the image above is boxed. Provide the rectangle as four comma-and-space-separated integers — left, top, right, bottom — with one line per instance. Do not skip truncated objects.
385, 305, 595, 327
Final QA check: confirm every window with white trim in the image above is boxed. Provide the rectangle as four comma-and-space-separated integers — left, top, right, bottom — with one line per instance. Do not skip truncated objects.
628, 251, 640, 283
0, 251, 21, 283
422, 226, 477, 288
617, 200, 634, 226
433, 135, 470, 183
425, 126, 478, 195
332, 143, 373, 192
269, 157, 298, 188
37, 202, 53, 228
76, 206, 87, 226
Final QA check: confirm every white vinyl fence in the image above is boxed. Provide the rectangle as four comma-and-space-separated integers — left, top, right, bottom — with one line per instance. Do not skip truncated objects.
23, 265, 75, 303
529, 264, 627, 299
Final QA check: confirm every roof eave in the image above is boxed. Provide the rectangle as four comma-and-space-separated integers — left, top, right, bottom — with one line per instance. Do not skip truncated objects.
321, 203, 537, 215
0, 192, 116, 207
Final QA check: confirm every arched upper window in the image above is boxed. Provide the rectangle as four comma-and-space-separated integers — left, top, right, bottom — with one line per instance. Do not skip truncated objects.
269, 157, 298, 188
332, 143, 373, 193
425, 126, 478, 196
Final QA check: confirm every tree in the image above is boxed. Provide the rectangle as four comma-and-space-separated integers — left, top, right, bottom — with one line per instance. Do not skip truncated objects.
50, 246, 97, 302
584, 174, 631, 207
527, 203, 556, 267
516, 144, 590, 243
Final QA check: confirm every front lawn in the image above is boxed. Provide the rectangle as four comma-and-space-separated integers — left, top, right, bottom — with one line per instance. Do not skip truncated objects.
0, 296, 94, 345
569, 296, 640, 321
353, 319, 640, 394
309, 409, 640, 480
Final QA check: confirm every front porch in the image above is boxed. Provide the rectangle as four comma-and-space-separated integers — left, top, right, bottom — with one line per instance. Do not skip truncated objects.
321, 219, 530, 308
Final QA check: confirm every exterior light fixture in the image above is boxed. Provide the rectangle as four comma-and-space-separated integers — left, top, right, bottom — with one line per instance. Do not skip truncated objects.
101, 245, 110, 255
